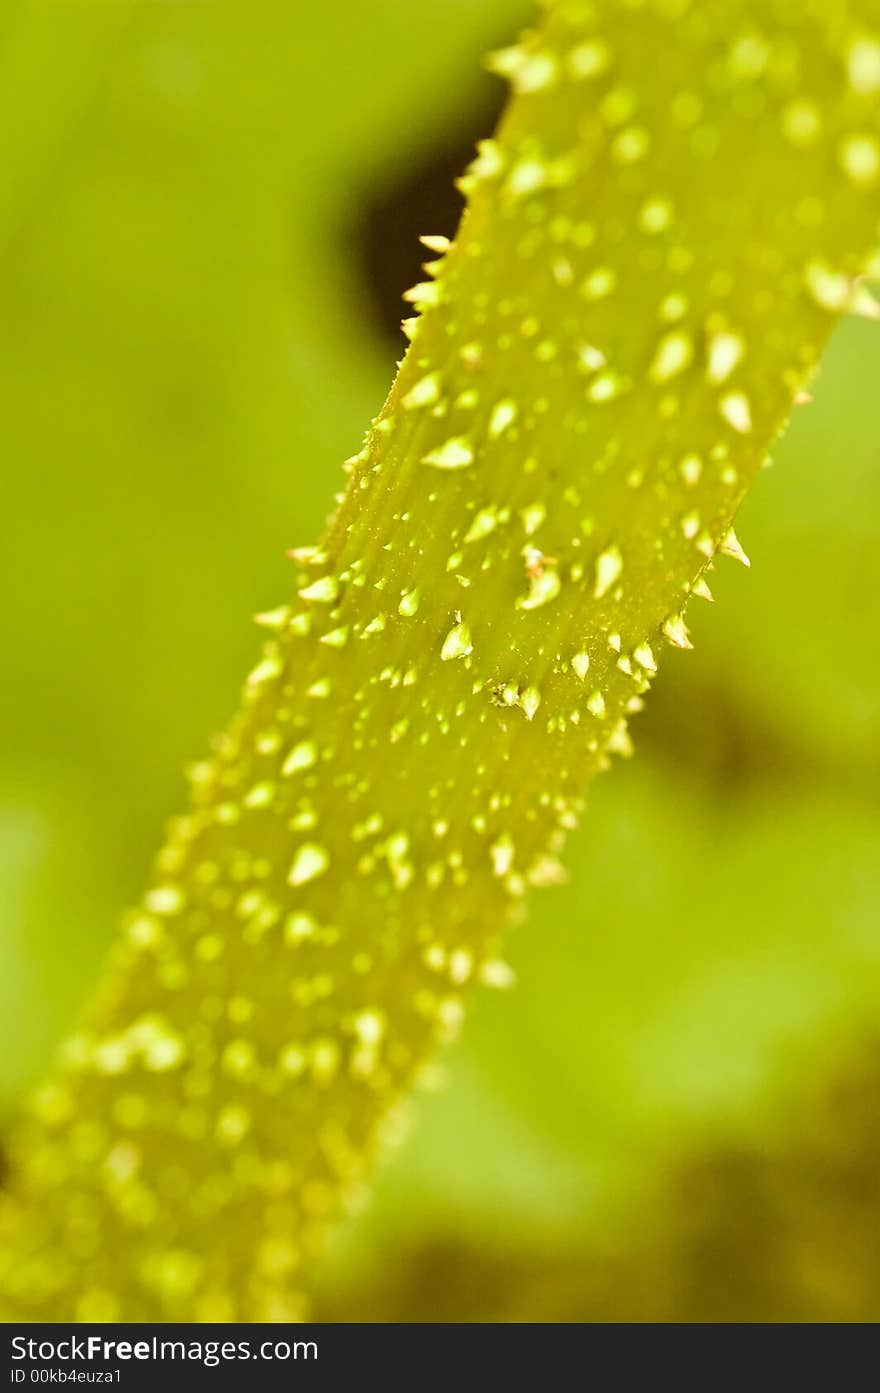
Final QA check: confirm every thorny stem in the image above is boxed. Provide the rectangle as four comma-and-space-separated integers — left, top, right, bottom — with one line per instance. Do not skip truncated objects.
2, 0, 880, 1321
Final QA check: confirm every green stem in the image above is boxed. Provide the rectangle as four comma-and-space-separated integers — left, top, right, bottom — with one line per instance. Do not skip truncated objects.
3, 0, 880, 1321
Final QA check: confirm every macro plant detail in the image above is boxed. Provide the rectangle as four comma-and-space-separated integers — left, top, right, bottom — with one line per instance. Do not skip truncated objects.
2, 0, 880, 1322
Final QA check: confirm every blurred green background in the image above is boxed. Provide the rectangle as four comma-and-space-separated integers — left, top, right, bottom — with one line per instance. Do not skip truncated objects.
2, 0, 880, 1321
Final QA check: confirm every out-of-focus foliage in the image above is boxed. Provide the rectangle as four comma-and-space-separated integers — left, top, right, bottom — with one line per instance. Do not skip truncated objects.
1, 0, 879, 1322
318, 1036, 880, 1322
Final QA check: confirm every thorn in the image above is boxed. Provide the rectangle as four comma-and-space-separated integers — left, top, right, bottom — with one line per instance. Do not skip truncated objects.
478, 959, 516, 990
459, 343, 483, 371
795, 391, 813, 405
606, 722, 634, 759
286, 546, 325, 566
571, 651, 590, 682
485, 45, 522, 79
691, 578, 714, 602
719, 528, 751, 568
633, 642, 657, 672
254, 605, 290, 630
662, 613, 693, 649
402, 281, 439, 308
246, 655, 283, 688
849, 283, 880, 321
420, 234, 450, 253
527, 855, 568, 888
401, 317, 418, 341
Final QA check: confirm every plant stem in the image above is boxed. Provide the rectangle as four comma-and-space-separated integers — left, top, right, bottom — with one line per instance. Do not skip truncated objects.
3, 0, 880, 1321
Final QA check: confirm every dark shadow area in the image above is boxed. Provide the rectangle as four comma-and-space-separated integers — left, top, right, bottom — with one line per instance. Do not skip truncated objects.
637, 672, 807, 795
353, 79, 507, 348
316, 1037, 880, 1322
637, 666, 880, 802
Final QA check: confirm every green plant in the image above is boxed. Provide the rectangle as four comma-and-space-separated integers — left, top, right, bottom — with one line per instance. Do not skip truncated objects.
2, 0, 879, 1321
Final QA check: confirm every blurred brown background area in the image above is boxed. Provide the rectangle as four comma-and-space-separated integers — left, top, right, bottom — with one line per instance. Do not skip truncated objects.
317, 1043, 880, 1320
1, 0, 879, 1321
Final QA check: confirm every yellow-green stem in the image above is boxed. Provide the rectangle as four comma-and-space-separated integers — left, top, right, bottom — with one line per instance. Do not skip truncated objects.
2, 0, 880, 1321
